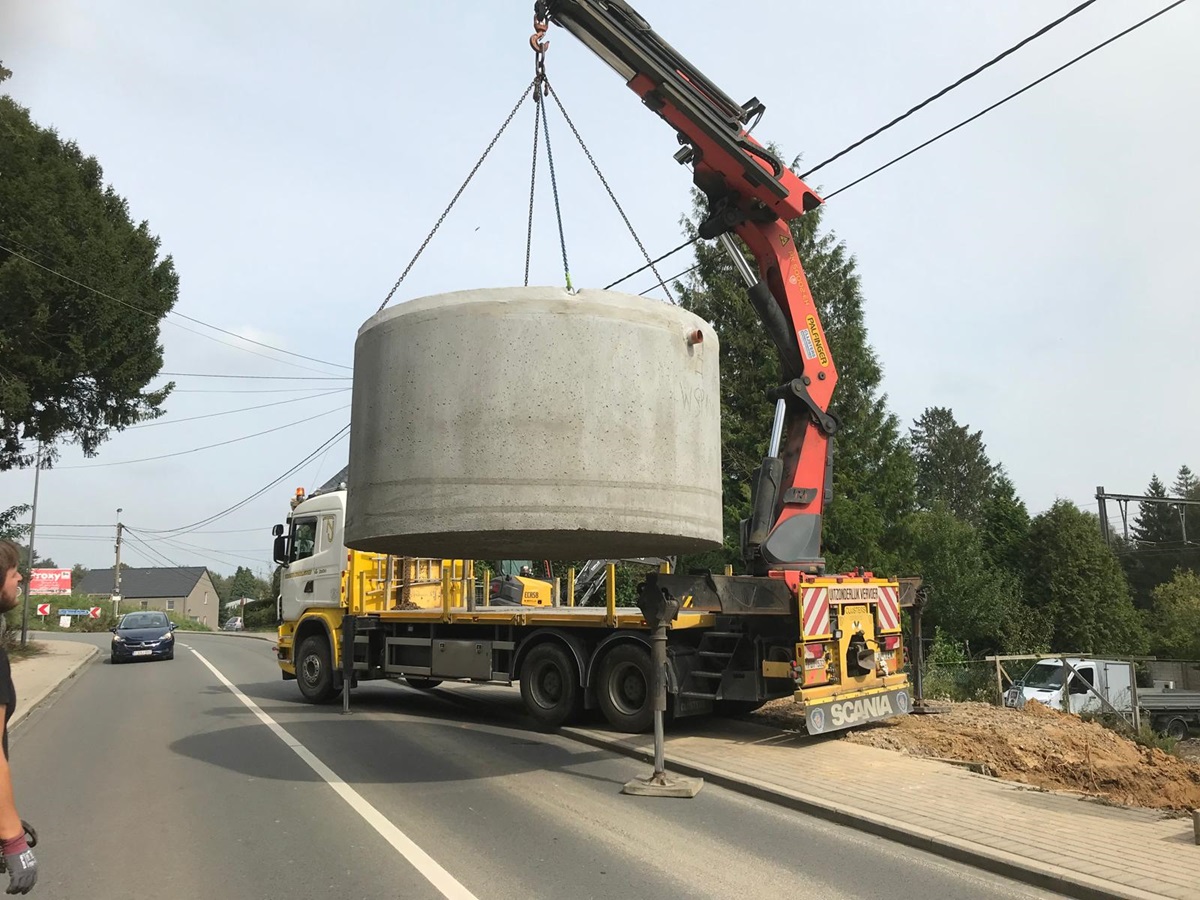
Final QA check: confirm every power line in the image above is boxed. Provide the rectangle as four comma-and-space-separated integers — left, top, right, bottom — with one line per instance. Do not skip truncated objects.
31, 534, 111, 541
614, 0, 1188, 292
55, 403, 349, 468
127, 389, 349, 429
163, 526, 271, 536
145, 533, 268, 567
119, 532, 217, 593
159, 372, 351, 381
825, 0, 1190, 199
0, 240, 351, 373
136, 424, 351, 537
29, 524, 113, 528
640, 263, 700, 296
797, 0, 1101, 178
605, 238, 698, 291
169, 387, 349, 394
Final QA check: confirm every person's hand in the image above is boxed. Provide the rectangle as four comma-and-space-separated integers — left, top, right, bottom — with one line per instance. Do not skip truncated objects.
1, 831, 36, 895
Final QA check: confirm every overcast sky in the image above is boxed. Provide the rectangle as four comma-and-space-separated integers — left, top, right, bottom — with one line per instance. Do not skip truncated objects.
2, 1, 1197, 577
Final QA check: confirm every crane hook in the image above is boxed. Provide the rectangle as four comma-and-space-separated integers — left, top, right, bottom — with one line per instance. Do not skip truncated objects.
531, 3, 550, 95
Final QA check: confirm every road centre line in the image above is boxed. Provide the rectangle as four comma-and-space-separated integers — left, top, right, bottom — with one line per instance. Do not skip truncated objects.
185, 644, 478, 900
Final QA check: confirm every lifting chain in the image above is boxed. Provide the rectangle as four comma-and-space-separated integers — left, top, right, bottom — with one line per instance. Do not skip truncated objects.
375, 78, 536, 313
377, 1, 671, 311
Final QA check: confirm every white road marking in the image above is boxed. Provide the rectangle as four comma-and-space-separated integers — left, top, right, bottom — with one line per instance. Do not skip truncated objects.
187, 645, 478, 900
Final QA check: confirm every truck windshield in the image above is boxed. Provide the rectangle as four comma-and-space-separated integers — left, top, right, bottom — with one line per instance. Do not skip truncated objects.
1020, 663, 1066, 690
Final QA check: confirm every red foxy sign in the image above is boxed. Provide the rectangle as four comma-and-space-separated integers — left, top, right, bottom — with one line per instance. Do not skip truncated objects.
29, 568, 72, 595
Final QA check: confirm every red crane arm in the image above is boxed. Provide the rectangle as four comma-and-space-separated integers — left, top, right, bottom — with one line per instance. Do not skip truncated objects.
544, 0, 838, 572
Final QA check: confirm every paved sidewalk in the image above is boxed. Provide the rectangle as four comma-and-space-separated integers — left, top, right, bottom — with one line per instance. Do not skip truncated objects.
562, 715, 1200, 900
9, 639, 97, 728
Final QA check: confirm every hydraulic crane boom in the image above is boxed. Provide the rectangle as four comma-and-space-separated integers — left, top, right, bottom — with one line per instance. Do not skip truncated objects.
542, 0, 839, 573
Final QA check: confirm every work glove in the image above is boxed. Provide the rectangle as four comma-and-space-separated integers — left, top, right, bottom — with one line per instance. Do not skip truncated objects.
1, 823, 37, 895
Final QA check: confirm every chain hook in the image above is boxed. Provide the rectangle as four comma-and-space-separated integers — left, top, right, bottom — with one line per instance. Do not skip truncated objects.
531, 1, 550, 97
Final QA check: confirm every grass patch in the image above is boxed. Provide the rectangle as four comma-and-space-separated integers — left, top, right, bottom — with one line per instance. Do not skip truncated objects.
6, 640, 46, 662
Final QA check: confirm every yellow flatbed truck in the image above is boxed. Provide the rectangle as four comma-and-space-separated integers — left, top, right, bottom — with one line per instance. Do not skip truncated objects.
273, 482, 910, 734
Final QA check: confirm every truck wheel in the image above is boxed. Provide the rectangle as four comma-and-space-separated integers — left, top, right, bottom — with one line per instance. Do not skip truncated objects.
597, 643, 654, 733
405, 676, 443, 690
1166, 717, 1189, 741
520, 643, 582, 729
296, 635, 342, 704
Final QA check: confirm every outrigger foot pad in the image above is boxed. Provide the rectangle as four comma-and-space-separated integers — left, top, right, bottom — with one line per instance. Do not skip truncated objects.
621, 772, 703, 798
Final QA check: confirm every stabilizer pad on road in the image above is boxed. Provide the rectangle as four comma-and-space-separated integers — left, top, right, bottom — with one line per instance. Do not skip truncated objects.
621, 773, 704, 798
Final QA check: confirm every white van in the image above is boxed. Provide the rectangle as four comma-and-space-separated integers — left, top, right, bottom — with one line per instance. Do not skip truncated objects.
1004, 657, 1133, 714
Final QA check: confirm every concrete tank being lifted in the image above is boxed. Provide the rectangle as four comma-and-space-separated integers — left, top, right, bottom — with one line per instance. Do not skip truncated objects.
344, 286, 723, 559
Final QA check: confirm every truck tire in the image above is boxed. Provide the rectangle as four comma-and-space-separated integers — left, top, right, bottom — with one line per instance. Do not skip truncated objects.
404, 676, 443, 690
1165, 717, 1189, 741
597, 643, 654, 733
520, 643, 582, 729
296, 635, 342, 704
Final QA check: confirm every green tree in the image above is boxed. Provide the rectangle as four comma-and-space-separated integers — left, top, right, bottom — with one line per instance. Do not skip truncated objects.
1124, 472, 1197, 610
1147, 570, 1200, 659
676, 189, 914, 573
70, 563, 88, 591
901, 508, 1042, 654
0, 505, 28, 542
227, 566, 261, 603
980, 470, 1031, 577
8, 542, 54, 569
909, 407, 997, 526
1132, 475, 1178, 544
0, 91, 177, 470
1026, 501, 1147, 654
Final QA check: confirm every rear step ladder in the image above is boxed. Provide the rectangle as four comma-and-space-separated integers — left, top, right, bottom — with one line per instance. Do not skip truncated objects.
677, 628, 744, 707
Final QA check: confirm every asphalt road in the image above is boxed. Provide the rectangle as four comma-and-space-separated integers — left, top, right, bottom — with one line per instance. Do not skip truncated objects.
11, 632, 1065, 900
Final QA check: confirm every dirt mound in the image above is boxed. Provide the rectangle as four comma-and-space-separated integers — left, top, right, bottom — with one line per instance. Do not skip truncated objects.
753, 699, 1200, 812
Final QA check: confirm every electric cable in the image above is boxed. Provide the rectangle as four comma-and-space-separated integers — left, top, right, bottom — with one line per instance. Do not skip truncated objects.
127, 389, 349, 429
0, 239, 351, 373
611, 0, 1189, 290
824, 0, 1189, 200
55, 403, 348, 468
134, 424, 350, 536
797, 0, 1101, 178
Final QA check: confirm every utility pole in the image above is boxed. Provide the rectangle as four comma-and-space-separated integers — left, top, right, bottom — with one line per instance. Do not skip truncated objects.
113, 509, 124, 617
1096, 485, 1110, 545
18, 442, 44, 649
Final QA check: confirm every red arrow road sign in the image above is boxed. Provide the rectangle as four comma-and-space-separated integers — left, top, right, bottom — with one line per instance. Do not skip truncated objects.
36, 604, 50, 616
88, 607, 101, 619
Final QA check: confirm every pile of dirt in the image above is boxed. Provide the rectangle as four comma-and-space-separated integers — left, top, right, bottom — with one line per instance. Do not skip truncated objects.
753, 699, 1200, 812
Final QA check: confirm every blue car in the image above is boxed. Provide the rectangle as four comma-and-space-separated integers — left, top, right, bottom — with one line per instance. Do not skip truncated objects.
111, 611, 177, 663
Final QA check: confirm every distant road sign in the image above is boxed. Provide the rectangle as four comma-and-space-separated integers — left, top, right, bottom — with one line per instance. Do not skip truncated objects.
89, 607, 101, 619
57, 608, 90, 616
36, 603, 50, 616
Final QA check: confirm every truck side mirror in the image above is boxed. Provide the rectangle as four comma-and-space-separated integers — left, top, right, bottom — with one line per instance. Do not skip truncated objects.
272, 524, 284, 537
273, 535, 289, 566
